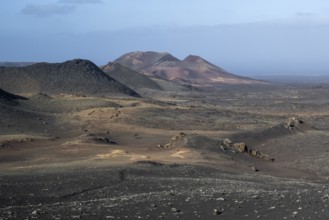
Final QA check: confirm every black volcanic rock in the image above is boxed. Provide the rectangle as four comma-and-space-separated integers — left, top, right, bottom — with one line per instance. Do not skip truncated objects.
0, 59, 140, 97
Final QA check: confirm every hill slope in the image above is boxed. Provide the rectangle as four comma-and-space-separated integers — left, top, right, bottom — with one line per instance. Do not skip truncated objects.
0, 59, 140, 97
0, 88, 27, 101
101, 62, 162, 91
115, 51, 265, 85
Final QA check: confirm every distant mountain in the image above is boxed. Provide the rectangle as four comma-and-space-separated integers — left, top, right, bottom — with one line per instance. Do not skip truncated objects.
101, 62, 162, 91
0, 62, 35, 67
114, 51, 266, 85
252, 75, 329, 85
0, 88, 27, 101
0, 59, 140, 97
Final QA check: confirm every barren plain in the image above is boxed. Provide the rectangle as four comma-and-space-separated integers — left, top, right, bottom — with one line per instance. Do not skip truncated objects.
1, 82, 329, 219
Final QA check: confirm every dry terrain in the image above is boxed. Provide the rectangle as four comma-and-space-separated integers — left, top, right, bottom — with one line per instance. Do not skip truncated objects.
1, 83, 329, 219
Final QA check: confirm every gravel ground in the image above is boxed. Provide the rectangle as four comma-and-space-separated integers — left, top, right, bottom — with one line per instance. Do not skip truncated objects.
1, 164, 328, 220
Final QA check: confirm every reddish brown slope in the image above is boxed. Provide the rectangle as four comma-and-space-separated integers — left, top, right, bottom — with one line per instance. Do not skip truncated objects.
114, 51, 266, 85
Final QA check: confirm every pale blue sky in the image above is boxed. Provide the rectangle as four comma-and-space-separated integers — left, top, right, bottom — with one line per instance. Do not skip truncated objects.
1, 0, 329, 75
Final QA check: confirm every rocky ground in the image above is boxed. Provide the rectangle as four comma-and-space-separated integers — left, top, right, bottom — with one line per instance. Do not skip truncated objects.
1, 84, 329, 219
0, 165, 328, 220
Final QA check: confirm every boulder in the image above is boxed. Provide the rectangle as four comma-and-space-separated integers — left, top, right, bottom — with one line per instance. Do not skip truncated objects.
163, 132, 187, 148
233, 142, 248, 153
285, 116, 304, 130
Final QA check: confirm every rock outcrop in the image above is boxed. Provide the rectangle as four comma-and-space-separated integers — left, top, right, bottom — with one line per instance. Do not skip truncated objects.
285, 116, 304, 130
219, 138, 273, 161
158, 132, 187, 148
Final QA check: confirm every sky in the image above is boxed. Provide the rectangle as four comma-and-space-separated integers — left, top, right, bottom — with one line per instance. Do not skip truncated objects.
1, 0, 329, 76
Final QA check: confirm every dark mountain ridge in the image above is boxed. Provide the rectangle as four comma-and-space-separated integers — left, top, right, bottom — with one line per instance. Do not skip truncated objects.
0, 59, 140, 97
101, 62, 162, 91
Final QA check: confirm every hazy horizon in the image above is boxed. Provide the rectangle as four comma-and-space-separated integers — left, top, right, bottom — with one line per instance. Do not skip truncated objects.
1, 0, 329, 76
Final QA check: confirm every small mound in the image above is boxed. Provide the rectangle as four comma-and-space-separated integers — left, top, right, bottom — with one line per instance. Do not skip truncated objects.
232, 116, 316, 146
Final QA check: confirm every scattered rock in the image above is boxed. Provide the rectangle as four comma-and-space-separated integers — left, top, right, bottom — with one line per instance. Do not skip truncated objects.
251, 166, 259, 172
219, 139, 248, 153
250, 150, 261, 157
213, 209, 222, 215
95, 136, 116, 144
171, 207, 181, 213
81, 133, 117, 144
249, 150, 273, 161
219, 138, 273, 161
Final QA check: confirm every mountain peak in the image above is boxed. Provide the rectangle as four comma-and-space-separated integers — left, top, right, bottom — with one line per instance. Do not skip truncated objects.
158, 53, 180, 62
114, 51, 266, 85
66, 59, 91, 65
183, 55, 206, 63
114, 51, 179, 71
184, 54, 203, 61
63, 59, 99, 69
155, 52, 180, 65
